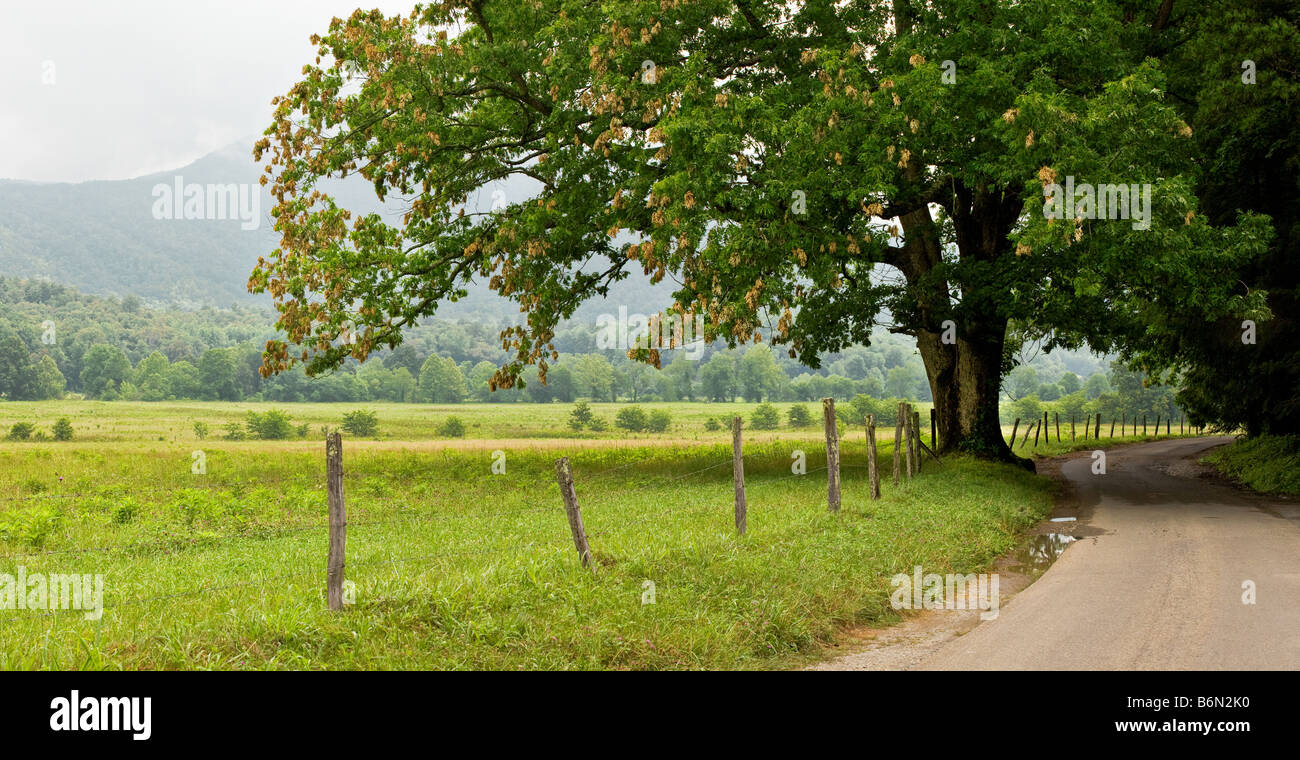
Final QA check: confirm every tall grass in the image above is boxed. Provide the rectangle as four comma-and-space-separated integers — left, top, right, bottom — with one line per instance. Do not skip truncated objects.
0, 430, 1053, 670
1204, 435, 1300, 495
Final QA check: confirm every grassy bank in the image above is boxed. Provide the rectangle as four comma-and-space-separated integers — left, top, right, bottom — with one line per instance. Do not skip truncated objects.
1203, 435, 1300, 495
0, 430, 1053, 670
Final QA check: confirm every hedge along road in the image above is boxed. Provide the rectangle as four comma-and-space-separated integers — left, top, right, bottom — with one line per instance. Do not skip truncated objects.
821, 437, 1300, 670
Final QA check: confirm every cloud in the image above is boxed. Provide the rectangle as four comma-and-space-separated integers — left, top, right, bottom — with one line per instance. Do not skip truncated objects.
0, 0, 412, 183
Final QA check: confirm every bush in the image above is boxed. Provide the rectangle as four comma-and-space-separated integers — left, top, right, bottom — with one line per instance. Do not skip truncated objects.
193, 421, 209, 439
704, 417, 721, 431
52, 418, 74, 441
787, 404, 813, 428
568, 401, 594, 431
222, 421, 247, 441
7, 422, 34, 441
296, 423, 311, 438
646, 409, 672, 433
246, 410, 294, 440
615, 406, 649, 432
438, 416, 466, 438
342, 409, 379, 437
587, 416, 608, 432
750, 402, 780, 430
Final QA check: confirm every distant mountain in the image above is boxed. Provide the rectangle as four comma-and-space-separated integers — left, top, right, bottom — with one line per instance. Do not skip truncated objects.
0, 141, 679, 323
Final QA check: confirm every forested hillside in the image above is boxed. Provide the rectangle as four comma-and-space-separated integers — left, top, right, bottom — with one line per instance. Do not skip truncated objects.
0, 273, 1179, 429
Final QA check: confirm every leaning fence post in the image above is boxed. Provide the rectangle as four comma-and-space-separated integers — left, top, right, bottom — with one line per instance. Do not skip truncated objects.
732, 417, 746, 535
1109, 417, 1116, 438
555, 457, 593, 568
326, 431, 347, 611
1095, 413, 1101, 440
893, 403, 904, 485
866, 414, 881, 500
1009, 418, 1020, 450
823, 398, 841, 512
1055, 413, 1060, 442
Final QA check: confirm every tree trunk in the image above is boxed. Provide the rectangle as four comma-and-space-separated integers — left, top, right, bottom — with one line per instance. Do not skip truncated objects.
893, 177, 1028, 469
918, 319, 1031, 470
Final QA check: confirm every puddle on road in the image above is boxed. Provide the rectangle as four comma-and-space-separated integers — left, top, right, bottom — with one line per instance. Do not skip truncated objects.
1010, 533, 1078, 576
1049, 516, 1077, 522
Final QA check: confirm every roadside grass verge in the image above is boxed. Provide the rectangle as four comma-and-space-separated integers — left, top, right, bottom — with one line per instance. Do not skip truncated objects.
0, 437, 1052, 669
1203, 435, 1300, 495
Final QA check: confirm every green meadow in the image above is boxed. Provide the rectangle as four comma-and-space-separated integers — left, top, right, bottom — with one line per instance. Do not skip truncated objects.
0, 399, 1192, 669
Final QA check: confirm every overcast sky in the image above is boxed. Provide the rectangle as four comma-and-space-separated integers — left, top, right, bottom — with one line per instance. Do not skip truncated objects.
0, 0, 412, 183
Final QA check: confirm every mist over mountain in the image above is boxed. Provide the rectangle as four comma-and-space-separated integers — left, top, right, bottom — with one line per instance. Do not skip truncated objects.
0, 140, 681, 324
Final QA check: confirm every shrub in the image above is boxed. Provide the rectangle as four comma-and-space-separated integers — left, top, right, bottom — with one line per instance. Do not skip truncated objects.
193, 421, 209, 439
787, 404, 813, 428
587, 416, 608, 432
7, 422, 34, 441
246, 410, 294, 440
342, 409, 379, 437
52, 418, 74, 441
0, 506, 61, 547
568, 401, 594, 431
646, 409, 672, 433
222, 421, 247, 441
615, 406, 649, 432
704, 417, 721, 431
438, 416, 466, 438
111, 499, 138, 525
750, 402, 780, 430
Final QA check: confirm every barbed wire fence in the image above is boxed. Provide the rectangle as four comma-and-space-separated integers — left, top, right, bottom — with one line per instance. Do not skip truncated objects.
0, 399, 1200, 623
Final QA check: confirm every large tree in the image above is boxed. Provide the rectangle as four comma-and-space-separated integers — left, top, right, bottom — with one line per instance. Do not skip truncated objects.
253, 1, 1266, 463
1126, 0, 1299, 436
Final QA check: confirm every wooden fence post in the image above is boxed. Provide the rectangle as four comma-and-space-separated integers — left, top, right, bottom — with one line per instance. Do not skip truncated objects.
930, 409, 937, 454
1121, 412, 1126, 436
1071, 414, 1076, 441
912, 409, 922, 474
1043, 411, 1049, 445
1166, 415, 1171, 435
909, 402, 920, 472
1055, 412, 1060, 442
867, 414, 881, 500
732, 417, 746, 535
1143, 414, 1147, 435
1155, 414, 1160, 436
1109, 417, 1116, 437
1095, 413, 1101, 440
894, 402, 904, 485
1020, 420, 1034, 449
555, 457, 593, 568
1033, 417, 1041, 447
326, 432, 347, 611
823, 398, 841, 512
1009, 418, 1020, 450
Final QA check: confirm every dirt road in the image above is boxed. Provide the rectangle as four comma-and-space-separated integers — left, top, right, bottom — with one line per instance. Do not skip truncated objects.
816, 437, 1300, 670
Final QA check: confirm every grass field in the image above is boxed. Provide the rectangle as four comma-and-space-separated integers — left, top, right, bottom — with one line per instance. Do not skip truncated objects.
0, 400, 1195, 669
